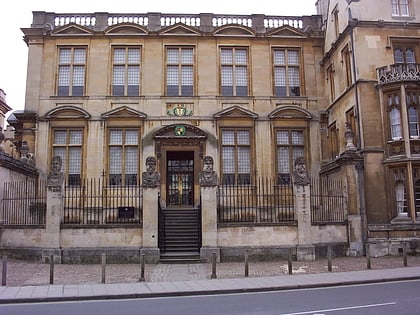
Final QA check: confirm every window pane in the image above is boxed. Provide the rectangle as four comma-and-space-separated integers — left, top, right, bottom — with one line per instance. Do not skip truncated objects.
291, 131, 304, 145
114, 48, 126, 63
54, 131, 67, 144
288, 67, 300, 86
235, 66, 248, 86
125, 147, 138, 174
181, 66, 193, 85
237, 130, 250, 145
221, 66, 233, 85
110, 130, 123, 144
58, 67, 70, 86
238, 147, 250, 173
125, 130, 138, 144
113, 66, 124, 85
181, 48, 193, 64
69, 130, 82, 144
68, 147, 81, 174
167, 66, 178, 85
277, 147, 289, 172
73, 66, 85, 86
274, 68, 286, 86
394, 49, 404, 63
128, 48, 140, 63
390, 108, 402, 139
288, 50, 299, 65
222, 147, 235, 173
221, 49, 233, 64
222, 130, 235, 145
73, 48, 86, 64
167, 48, 179, 63
109, 147, 122, 173
406, 49, 416, 63
235, 49, 247, 64
277, 131, 289, 144
59, 49, 71, 64
408, 107, 419, 137
127, 65, 140, 85
274, 50, 285, 65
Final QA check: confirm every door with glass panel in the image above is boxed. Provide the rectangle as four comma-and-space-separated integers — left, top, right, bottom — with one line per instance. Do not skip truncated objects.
166, 151, 194, 206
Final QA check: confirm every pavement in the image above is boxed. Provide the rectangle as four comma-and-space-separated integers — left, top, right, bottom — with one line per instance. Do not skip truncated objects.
1, 257, 420, 304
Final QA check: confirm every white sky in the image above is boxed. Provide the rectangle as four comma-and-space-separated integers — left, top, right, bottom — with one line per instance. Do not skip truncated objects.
0, 0, 317, 120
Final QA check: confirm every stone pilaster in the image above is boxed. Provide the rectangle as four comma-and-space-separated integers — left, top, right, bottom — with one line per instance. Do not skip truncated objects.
141, 187, 160, 263
43, 188, 63, 263
294, 184, 315, 261
200, 185, 220, 262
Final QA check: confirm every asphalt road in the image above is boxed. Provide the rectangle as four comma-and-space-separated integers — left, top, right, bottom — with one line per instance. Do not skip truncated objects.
1, 279, 420, 315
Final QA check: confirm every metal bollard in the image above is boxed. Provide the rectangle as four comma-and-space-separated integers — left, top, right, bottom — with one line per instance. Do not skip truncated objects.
244, 250, 249, 277
49, 255, 54, 285
139, 253, 145, 282
366, 244, 371, 270
1, 255, 7, 286
288, 248, 293, 275
327, 245, 332, 272
101, 253, 106, 283
211, 252, 217, 279
403, 242, 408, 267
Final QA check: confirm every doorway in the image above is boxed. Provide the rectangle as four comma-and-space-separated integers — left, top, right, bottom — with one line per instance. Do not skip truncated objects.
166, 151, 194, 207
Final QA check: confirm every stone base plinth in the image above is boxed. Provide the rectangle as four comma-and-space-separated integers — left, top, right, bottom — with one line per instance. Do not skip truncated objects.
42, 248, 62, 264
296, 245, 315, 261
140, 247, 160, 263
200, 246, 220, 263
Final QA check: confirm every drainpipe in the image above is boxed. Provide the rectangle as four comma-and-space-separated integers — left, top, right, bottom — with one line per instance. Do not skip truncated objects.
348, 13, 368, 256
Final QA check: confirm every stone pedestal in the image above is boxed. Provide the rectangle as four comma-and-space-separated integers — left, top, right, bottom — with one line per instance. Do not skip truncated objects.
294, 184, 315, 261
347, 215, 363, 256
200, 186, 219, 262
141, 187, 160, 262
296, 245, 315, 261
44, 188, 63, 263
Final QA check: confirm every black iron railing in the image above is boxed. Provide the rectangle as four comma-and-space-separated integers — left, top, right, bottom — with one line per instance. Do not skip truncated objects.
217, 177, 295, 225
310, 177, 347, 224
63, 178, 142, 225
0, 179, 47, 226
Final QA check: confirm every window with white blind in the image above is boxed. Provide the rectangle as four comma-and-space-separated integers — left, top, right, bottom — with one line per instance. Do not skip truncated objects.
273, 49, 301, 97
112, 47, 141, 96
391, 0, 409, 17
387, 93, 402, 140
166, 47, 194, 96
57, 47, 86, 96
276, 130, 305, 185
108, 129, 139, 186
407, 92, 420, 138
52, 129, 83, 186
220, 48, 248, 97
221, 129, 251, 185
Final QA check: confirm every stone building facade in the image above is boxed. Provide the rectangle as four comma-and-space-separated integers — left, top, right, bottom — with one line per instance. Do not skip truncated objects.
1, 0, 420, 262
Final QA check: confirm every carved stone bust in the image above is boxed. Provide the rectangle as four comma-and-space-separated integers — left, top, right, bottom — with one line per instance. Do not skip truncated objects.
292, 157, 310, 186
199, 156, 218, 187
142, 156, 160, 188
47, 155, 64, 191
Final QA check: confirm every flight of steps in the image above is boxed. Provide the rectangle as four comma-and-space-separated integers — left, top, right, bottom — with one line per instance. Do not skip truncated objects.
159, 208, 201, 263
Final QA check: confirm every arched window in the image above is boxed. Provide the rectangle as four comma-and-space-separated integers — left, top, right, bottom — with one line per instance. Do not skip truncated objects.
395, 180, 407, 215
394, 48, 404, 63
408, 106, 419, 138
415, 179, 420, 214
390, 107, 402, 140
